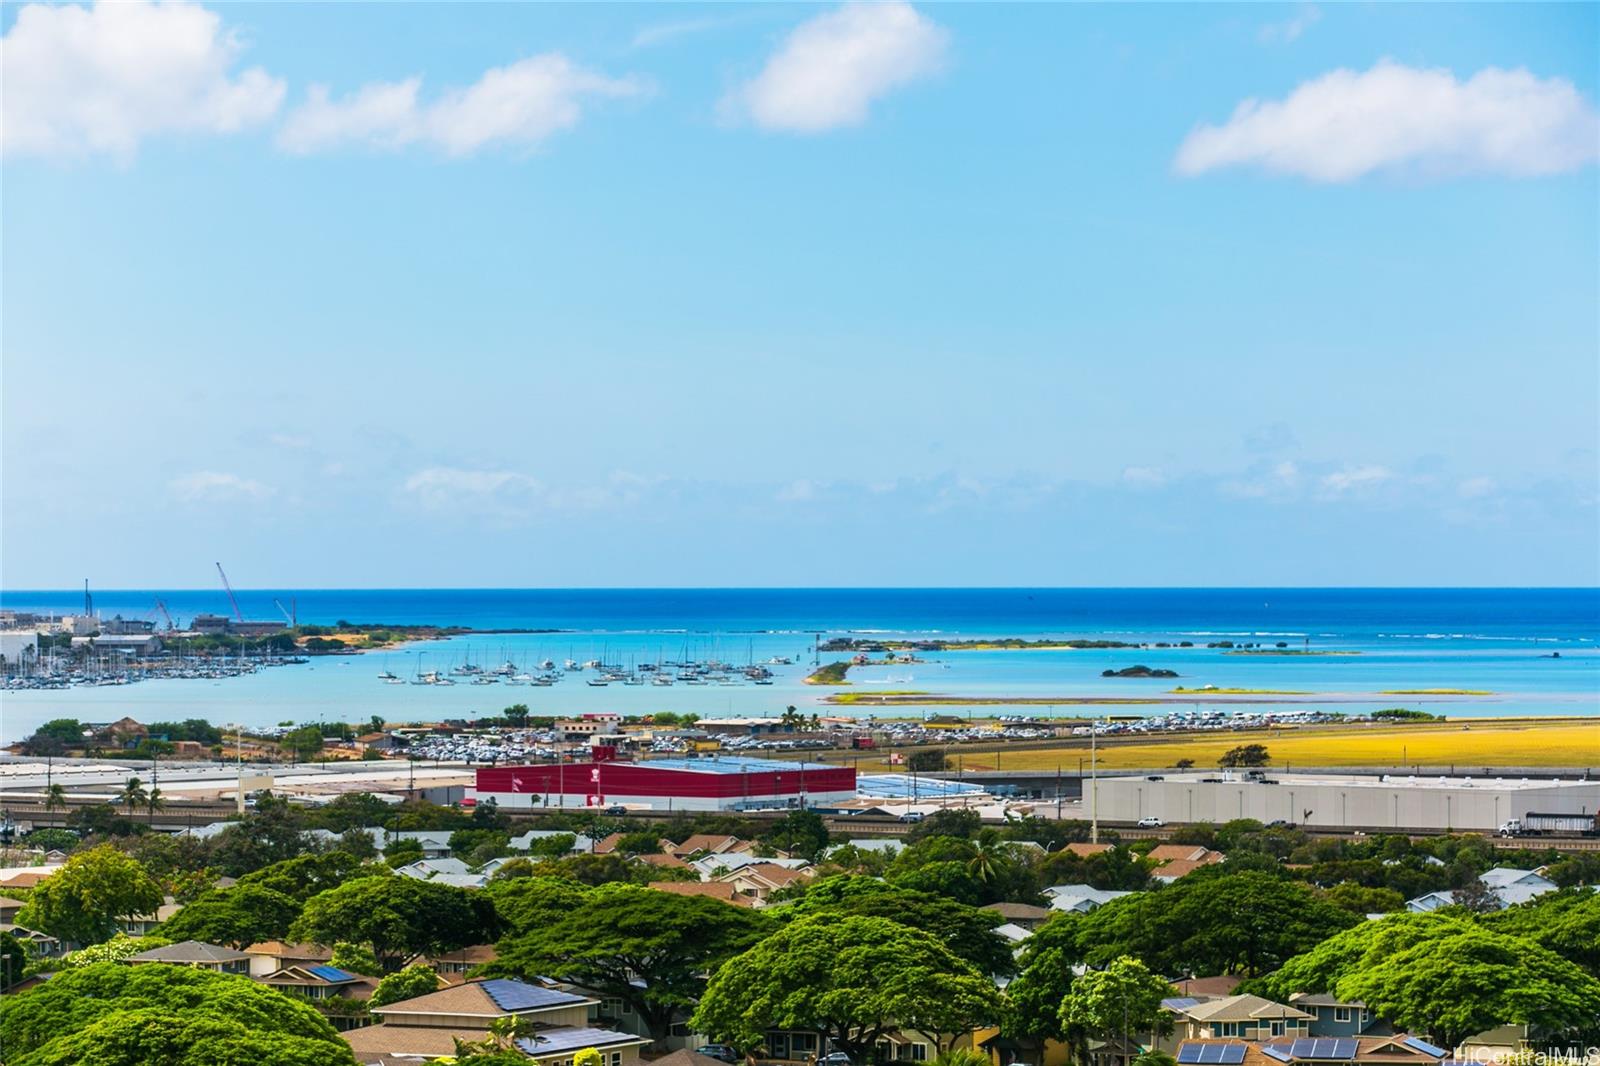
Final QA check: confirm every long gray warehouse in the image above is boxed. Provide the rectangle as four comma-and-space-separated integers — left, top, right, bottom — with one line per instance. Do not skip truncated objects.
1092, 770, 1600, 832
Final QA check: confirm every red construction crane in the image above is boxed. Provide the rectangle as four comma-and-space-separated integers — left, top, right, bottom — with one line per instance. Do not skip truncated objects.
153, 599, 177, 631
215, 562, 244, 622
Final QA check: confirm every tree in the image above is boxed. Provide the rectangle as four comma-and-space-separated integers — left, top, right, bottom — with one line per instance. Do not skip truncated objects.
782, 876, 1017, 976
1077, 871, 1357, 977
1485, 889, 1600, 975
485, 876, 592, 936
1, 929, 27, 990
487, 882, 771, 1042
574, 1048, 604, 1066
208, 795, 314, 877
235, 850, 377, 901
17, 844, 164, 945
283, 724, 326, 760
369, 963, 443, 1007
329, 941, 383, 976
763, 808, 830, 862
0, 962, 353, 1065
385, 837, 426, 866
1335, 927, 1600, 1048
503, 704, 530, 727
292, 876, 499, 971
1217, 744, 1270, 768
1322, 883, 1405, 916
692, 914, 1001, 1059
1060, 956, 1172, 1055
116, 776, 148, 815
1002, 912, 1084, 1051
43, 783, 67, 814
450, 828, 511, 860
157, 883, 301, 948
1450, 877, 1502, 915
908, 749, 950, 773
905, 809, 981, 842
60, 933, 171, 967
145, 785, 166, 823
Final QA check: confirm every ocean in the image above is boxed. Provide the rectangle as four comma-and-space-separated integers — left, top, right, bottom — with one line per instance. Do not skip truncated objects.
1, 588, 1596, 743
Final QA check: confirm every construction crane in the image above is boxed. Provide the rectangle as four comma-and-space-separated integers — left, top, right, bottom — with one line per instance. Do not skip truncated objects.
154, 600, 177, 632
274, 598, 298, 629
215, 562, 244, 622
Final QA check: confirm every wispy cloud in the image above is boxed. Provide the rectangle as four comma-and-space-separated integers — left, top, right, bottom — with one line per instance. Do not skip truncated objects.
1, 0, 285, 159
169, 471, 275, 503
1257, 4, 1321, 45
1318, 465, 1394, 495
278, 54, 648, 156
632, 14, 742, 51
723, 1, 948, 133
1175, 60, 1600, 181
402, 467, 542, 513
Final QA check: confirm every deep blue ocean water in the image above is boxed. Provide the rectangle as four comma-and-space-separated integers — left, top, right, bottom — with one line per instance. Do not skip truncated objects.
2, 588, 1596, 742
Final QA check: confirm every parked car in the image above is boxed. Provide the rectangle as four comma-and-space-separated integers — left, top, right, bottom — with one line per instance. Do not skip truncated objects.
697, 1047, 739, 1063
821, 1053, 852, 1066
604, 805, 628, 816
898, 811, 925, 823
1136, 816, 1164, 828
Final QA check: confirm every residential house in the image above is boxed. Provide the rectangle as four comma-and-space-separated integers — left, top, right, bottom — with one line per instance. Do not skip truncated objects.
414, 944, 498, 981
994, 923, 1031, 945
343, 977, 648, 1066
509, 829, 596, 854
1407, 868, 1558, 913
121, 895, 183, 936
1, 923, 62, 959
1061, 843, 1114, 858
1042, 885, 1134, 913
393, 831, 455, 859
258, 963, 380, 1009
244, 940, 334, 978
715, 862, 814, 905
395, 857, 474, 880
982, 902, 1054, 932
1288, 994, 1390, 1038
1257, 1036, 1449, 1066
0, 896, 24, 923
689, 853, 811, 881
636, 852, 693, 873
668, 834, 752, 859
1160, 995, 1314, 1048
125, 939, 251, 974
0, 866, 62, 890
646, 881, 752, 906
1171, 976, 1243, 999
1147, 845, 1226, 883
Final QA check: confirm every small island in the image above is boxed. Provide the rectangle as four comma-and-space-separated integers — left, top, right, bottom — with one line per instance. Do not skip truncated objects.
1102, 665, 1180, 678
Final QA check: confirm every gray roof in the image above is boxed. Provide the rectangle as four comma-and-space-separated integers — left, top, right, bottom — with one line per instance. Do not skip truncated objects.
127, 939, 250, 964
517, 1027, 650, 1055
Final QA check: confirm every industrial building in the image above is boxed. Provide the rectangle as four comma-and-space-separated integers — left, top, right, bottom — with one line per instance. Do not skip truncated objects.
473, 755, 856, 812
1092, 770, 1600, 832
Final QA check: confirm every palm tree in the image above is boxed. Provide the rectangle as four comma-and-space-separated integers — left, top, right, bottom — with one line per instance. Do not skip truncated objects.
42, 784, 66, 814
146, 786, 166, 823
117, 776, 147, 815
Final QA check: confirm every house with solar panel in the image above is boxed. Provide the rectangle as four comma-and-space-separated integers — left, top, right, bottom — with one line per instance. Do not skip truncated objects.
1170, 1036, 1450, 1066
259, 963, 381, 1027
342, 976, 649, 1065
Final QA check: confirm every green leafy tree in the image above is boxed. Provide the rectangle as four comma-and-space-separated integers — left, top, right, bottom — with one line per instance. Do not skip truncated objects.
1322, 883, 1405, 917
1336, 927, 1600, 1048
0, 961, 352, 1065
1, 929, 28, 990
484, 877, 592, 936
384, 837, 426, 867
486, 882, 771, 1042
503, 704, 530, 727
291, 876, 499, 971
1060, 956, 1172, 1053
1002, 912, 1084, 1051
17, 844, 164, 945
369, 963, 442, 1007
42, 783, 67, 814
157, 883, 301, 948
1484, 889, 1600, 975
781, 875, 1017, 976
1217, 744, 1270, 768
451, 828, 511, 860
574, 1048, 604, 1066
283, 725, 326, 760
690, 914, 1001, 1059
60, 933, 171, 967
207, 795, 314, 877
329, 941, 384, 977
1078, 871, 1357, 977
235, 850, 378, 901
763, 808, 830, 862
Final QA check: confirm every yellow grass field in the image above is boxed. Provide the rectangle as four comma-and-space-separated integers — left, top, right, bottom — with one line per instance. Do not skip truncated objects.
863, 718, 1600, 771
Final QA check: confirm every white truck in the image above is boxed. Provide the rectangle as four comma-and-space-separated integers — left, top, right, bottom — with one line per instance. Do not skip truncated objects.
1499, 811, 1600, 837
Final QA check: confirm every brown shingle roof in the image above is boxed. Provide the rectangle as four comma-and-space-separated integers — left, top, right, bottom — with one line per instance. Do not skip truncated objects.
345, 1025, 493, 1059
1062, 842, 1113, 857
1148, 844, 1224, 866
983, 902, 1053, 921
636, 852, 690, 869
671, 834, 744, 857
244, 940, 334, 962
647, 881, 752, 905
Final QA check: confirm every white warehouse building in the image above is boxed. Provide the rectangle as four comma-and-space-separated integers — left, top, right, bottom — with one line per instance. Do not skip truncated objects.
1093, 770, 1600, 832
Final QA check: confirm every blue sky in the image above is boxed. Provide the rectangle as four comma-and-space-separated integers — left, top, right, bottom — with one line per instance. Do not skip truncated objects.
2, 1, 1596, 588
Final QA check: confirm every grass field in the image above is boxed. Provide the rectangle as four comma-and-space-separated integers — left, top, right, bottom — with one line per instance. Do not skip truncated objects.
861, 718, 1600, 771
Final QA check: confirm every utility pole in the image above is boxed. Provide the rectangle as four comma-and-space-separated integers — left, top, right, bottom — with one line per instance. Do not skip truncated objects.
1090, 716, 1099, 844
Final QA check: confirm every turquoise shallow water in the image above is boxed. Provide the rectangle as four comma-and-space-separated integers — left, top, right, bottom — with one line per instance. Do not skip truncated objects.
2, 588, 1595, 741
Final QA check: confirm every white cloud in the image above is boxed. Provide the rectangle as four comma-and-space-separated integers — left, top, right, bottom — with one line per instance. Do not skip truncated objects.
1, 0, 284, 159
1458, 476, 1497, 499
403, 467, 542, 512
1175, 60, 1600, 181
278, 54, 646, 156
169, 471, 274, 503
1257, 5, 1321, 45
1121, 466, 1166, 488
725, 1, 948, 133
1319, 465, 1393, 494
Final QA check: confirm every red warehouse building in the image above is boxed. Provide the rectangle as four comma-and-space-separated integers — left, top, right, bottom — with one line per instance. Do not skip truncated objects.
473, 755, 857, 812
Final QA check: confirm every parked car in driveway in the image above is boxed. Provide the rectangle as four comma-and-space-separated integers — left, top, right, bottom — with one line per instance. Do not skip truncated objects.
821, 1054, 851, 1066
697, 1047, 739, 1064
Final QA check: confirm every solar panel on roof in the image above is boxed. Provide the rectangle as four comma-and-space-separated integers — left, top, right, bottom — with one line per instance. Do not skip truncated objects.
1177, 1047, 1204, 1064
1263, 1048, 1293, 1063
1404, 1039, 1447, 1058
480, 978, 583, 1012
1331, 1040, 1358, 1060
1219, 1045, 1247, 1064
307, 965, 356, 983
1164, 997, 1201, 1011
